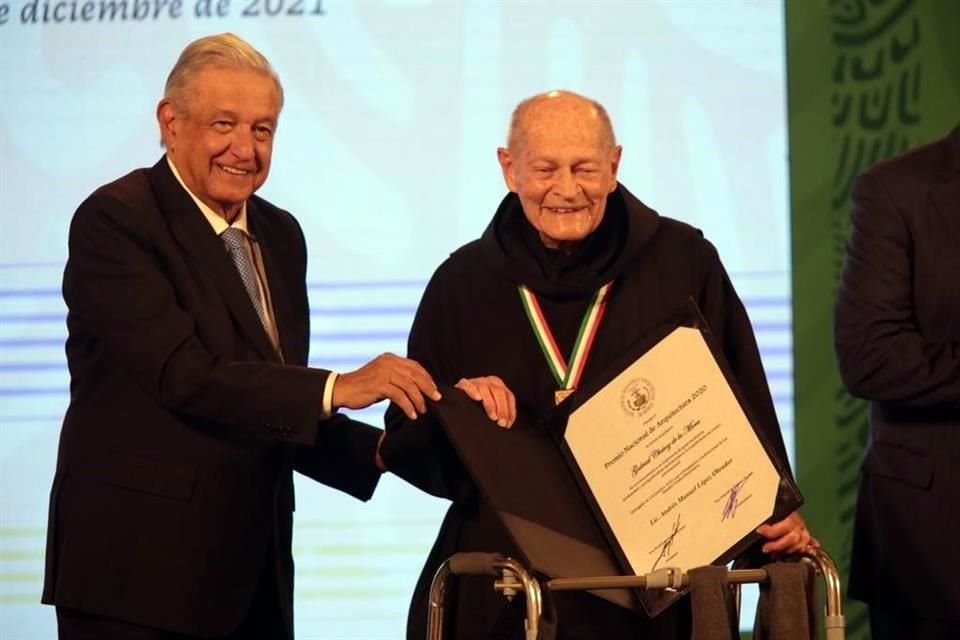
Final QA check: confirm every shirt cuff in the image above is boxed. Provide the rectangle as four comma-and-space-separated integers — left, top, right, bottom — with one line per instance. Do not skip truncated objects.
322, 371, 338, 417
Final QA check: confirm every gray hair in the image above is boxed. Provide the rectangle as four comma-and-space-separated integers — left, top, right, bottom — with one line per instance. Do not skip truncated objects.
506, 90, 616, 151
164, 32, 284, 113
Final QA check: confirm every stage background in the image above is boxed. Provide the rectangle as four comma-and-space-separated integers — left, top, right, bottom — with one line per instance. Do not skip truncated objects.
3, 1, 793, 637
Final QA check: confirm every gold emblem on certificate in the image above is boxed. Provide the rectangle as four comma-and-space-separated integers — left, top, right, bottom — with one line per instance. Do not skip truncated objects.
554, 388, 575, 405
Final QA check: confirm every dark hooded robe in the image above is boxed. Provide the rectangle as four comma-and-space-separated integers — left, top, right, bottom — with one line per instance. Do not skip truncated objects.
381, 184, 790, 639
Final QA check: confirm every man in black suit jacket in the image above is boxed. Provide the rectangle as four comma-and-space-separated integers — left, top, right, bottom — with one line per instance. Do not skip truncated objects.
42, 33, 440, 640
835, 125, 960, 639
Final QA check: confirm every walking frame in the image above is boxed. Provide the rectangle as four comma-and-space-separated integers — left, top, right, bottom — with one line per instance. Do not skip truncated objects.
427, 547, 844, 640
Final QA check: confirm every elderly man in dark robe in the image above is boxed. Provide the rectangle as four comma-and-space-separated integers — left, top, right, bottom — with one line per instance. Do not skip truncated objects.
382, 91, 814, 640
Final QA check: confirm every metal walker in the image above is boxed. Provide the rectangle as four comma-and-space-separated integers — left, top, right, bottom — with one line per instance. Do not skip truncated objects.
427, 547, 844, 640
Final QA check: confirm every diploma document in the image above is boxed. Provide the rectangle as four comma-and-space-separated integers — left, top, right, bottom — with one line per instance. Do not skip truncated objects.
425, 300, 800, 617
560, 302, 802, 582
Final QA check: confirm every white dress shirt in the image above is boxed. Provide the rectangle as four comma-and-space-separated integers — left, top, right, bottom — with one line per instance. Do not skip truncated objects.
167, 156, 337, 415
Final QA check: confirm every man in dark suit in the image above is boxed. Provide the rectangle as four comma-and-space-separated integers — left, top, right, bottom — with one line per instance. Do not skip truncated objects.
42, 33, 440, 640
835, 125, 960, 639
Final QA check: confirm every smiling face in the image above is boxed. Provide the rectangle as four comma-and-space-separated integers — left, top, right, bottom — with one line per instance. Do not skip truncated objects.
158, 65, 280, 222
497, 94, 621, 251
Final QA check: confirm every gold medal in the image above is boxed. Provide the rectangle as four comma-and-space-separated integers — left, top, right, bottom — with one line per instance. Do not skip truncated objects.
554, 388, 575, 405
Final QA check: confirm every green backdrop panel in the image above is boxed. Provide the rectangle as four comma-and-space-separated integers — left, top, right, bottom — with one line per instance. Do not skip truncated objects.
787, 1, 959, 638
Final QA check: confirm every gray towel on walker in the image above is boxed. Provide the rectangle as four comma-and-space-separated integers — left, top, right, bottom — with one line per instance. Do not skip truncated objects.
752, 562, 816, 640
688, 565, 739, 640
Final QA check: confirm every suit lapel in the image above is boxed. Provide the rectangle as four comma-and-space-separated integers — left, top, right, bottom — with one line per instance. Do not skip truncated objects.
148, 158, 280, 362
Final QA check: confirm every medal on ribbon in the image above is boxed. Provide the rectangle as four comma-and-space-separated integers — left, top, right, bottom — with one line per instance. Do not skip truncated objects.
518, 281, 613, 405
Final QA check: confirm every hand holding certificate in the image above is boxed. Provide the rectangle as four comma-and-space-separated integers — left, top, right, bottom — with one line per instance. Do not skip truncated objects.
428, 300, 801, 617
562, 320, 800, 579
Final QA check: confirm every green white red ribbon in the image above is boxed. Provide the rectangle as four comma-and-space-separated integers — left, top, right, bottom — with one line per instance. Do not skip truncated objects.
518, 281, 613, 391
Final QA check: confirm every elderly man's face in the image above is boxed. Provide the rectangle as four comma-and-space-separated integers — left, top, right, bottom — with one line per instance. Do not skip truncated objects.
497, 100, 621, 250
158, 66, 280, 221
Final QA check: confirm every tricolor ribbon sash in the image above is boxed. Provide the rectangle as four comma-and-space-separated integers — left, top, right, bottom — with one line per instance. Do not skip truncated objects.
518, 281, 613, 404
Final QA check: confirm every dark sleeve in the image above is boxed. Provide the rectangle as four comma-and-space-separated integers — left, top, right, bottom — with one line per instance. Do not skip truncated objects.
293, 414, 383, 501
696, 238, 791, 471
834, 172, 960, 407
378, 263, 472, 500
64, 192, 328, 446
694, 237, 796, 567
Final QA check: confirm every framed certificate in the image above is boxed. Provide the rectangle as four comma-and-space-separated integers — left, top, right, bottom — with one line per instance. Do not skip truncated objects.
428, 299, 801, 617
552, 299, 802, 615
